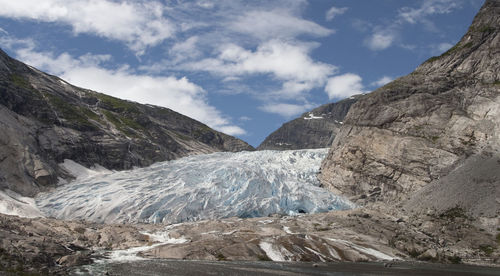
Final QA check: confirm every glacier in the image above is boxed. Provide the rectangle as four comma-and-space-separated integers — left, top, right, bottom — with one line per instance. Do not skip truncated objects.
36, 149, 354, 224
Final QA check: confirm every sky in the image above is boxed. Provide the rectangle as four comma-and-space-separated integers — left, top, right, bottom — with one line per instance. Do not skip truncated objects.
0, 0, 484, 147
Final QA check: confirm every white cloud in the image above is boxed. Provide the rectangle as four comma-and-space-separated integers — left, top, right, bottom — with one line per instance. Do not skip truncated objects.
231, 10, 333, 40
0, 0, 175, 54
259, 103, 313, 118
398, 0, 460, 25
169, 36, 202, 63
325, 73, 365, 100
371, 76, 393, 87
239, 116, 252, 121
363, 0, 464, 51
365, 31, 396, 51
325, 6, 348, 21
11, 44, 245, 136
182, 40, 336, 99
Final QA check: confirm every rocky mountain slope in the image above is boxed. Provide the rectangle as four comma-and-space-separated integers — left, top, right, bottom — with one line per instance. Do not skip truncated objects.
0, 49, 253, 196
319, 0, 500, 218
258, 96, 360, 150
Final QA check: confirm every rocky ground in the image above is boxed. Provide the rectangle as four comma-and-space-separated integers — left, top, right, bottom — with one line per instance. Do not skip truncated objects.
0, 204, 498, 275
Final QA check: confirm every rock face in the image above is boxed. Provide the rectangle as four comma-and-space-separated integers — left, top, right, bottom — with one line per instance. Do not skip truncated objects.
257, 96, 360, 150
0, 49, 253, 196
319, 0, 500, 218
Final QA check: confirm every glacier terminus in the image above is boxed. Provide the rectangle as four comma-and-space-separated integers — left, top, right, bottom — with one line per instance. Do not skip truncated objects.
36, 149, 354, 224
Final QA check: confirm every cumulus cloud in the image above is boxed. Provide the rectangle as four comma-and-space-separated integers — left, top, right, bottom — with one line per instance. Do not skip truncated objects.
365, 30, 396, 51
259, 103, 313, 118
8, 42, 245, 136
371, 76, 393, 87
325, 6, 348, 21
325, 73, 365, 99
0, 0, 175, 54
232, 10, 333, 40
182, 40, 336, 99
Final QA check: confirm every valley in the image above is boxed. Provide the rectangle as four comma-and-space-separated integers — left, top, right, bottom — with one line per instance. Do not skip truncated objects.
0, 0, 500, 275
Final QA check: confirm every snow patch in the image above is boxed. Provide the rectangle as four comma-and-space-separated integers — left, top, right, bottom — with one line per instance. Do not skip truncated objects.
102, 231, 188, 263
283, 226, 293, 234
304, 113, 324, 120
305, 246, 327, 262
328, 238, 399, 260
0, 190, 44, 218
60, 159, 111, 180
259, 241, 286, 262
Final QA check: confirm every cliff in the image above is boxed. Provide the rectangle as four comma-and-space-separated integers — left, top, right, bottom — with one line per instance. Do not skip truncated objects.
319, 0, 500, 218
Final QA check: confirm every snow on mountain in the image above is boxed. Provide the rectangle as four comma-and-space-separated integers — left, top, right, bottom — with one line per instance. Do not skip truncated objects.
36, 149, 354, 224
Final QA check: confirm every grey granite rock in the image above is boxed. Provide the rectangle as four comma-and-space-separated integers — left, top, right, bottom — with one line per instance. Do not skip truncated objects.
319, 0, 500, 216
258, 96, 360, 150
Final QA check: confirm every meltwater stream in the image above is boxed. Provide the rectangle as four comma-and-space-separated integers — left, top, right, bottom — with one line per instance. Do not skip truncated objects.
36, 149, 354, 224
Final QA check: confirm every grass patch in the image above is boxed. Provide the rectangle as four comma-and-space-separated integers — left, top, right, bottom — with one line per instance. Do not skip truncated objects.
479, 26, 495, 33
44, 93, 98, 130
102, 110, 145, 136
216, 252, 227, 261
439, 207, 468, 220
408, 249, 420, 258
430, 136, 440, 143
463, 42, 473, 48
447, 255, 462, 264
10, 74, 31, 89
478, 245, 495, 256
97, 93, 140, 114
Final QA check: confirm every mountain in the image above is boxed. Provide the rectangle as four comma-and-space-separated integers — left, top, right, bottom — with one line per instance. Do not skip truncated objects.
0, 49, 253, 196
257, 96, 361, 150
319, 0, 500, 217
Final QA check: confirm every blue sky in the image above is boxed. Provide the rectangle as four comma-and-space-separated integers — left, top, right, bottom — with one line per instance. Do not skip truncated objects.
0, 0, 483, 147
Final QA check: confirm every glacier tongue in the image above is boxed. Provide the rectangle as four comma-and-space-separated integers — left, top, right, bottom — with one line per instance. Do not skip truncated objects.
36, 149, 354, 224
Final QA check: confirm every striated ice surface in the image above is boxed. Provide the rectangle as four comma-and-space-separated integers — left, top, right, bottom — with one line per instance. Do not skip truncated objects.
36, 149, 354, 224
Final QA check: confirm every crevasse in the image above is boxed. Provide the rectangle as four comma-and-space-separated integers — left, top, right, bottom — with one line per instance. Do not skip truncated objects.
36, 149, 354, 224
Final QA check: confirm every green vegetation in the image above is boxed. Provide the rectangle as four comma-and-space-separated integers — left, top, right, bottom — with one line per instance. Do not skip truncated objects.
102, 110, 144, 137
447, 255, 462, 264
407, 249, 421, 258
193, 126, 213, 139
425, 44, 461, 63
430, 136, 440, 143
439, 207, 468, 220
43, 93, 98, 130
479, 25, 495, 33
97, 93, 140, 114
80, 108, 101, 122
463, 42, 473, 48
493, 80, 500, 86
496, 233, 500, 244
10, 74, 31, 89
478, 245, 495, 256
216, 252, 227, 261
313, 223, 330, 231
257, 254, 272, 261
